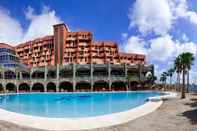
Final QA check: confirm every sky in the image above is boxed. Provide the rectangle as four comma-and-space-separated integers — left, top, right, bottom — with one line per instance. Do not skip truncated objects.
0, 0, 197, 83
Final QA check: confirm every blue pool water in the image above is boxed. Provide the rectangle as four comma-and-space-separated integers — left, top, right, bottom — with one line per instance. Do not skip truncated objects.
0, 92, 163, 118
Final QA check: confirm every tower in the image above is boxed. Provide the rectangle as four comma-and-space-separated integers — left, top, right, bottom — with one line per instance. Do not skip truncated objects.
53, 23, 69, 65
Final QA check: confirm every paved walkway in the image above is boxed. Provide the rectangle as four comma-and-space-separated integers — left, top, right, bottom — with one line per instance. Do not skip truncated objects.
0, 93, 197, 131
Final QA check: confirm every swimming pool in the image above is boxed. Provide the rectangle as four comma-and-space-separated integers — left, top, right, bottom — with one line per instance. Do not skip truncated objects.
0, 92, 164, 118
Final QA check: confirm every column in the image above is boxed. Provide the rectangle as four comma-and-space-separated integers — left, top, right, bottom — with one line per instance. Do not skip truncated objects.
124, 64, 128, 91
56, 82, 59, 92
30, 68, 33, 80
90, 63, 93, 91
44, 66, 47, 92
19, 72, 22, 80
44, 66, 48, 81
16, 84, 19, 93
138, 64, 142, 82
30, 84, 32, 92
108, 62, 111, 91
44, 83, 47, 92
56, 64, 60, 92
56, 64, 59, 80
73, 63, 76, 91
138, 64, 143, 90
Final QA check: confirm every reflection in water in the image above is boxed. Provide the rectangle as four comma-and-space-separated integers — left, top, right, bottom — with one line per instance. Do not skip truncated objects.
54, 95, 92, 102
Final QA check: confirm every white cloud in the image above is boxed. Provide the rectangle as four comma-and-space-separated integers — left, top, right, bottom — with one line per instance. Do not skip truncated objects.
187, 11, 197, 25
123, 34, 197, 62
25, 6, 35, 20
23, 6, 62, 42
189, 70, 197, 84
182, 33, 189, 42
173, 0, 188, 18
175, 41, 197, 56
123, 36, 147, 55
0, 8, 23, 45
148, 35, 176, 61
129, 0, 173, 36
129, 0, 197, 36
125, 0, 197, 84
123, 34, 197, 83
0, 6, 62, 46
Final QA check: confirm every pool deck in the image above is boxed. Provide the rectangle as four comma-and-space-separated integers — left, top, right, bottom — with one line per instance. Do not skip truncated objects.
0, 92, 197, 131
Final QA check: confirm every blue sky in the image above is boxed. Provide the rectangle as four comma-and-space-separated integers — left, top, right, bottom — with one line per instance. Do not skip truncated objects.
0, 0, 197, 83
0, 0, 132, 44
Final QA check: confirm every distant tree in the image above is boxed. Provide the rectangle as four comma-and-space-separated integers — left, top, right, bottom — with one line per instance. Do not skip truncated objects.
160, 72, 167, 91
174, 56, 182, 90
167, 68, 175, 88
179, 52, 195, 99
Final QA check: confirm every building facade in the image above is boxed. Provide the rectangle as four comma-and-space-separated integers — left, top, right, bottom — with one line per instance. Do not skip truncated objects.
0, 23, 154, 93
15, 24, 145, 67
0, 43, 26, 68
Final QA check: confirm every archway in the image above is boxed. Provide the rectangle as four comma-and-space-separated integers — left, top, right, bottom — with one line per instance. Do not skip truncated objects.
111, 81, 126, 91
93, 81, 109, 91
6, 83, 16, 92
32, 70, 44, 79
19, 83, 30, 92
4, 70, 16, 79
59, 82, 73, 92
32, 83, 44, 92
47, 82, 56, 92
76, 81, 91, 92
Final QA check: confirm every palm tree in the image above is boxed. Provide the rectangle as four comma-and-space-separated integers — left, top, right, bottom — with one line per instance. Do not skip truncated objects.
179, 52, 195, 99
174, 56, 182, 91
185, 53, 195, 93
167, 68, 175, 90
160, 72, 167, 91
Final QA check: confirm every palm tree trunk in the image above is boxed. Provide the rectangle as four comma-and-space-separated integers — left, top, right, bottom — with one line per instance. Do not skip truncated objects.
181, 70, 186, 99
170, 76, 172, 90
186, 71, 189, 93
176, 73, 178, 91
178, 72, 181, 92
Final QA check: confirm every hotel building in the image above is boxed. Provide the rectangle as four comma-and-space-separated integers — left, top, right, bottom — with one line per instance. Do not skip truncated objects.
15, 24, 145, 67
0, 23, 154, 92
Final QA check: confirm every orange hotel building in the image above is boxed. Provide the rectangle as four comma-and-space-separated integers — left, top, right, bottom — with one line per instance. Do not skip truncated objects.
15, 23, 145, 67
0, 23, 154, 92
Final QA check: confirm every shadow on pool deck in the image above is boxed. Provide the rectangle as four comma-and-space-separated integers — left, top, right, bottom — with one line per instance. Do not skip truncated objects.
182, 97, 197, 125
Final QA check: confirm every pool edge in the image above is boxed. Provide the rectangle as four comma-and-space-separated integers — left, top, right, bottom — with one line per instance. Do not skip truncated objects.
0, 92, 176, 130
